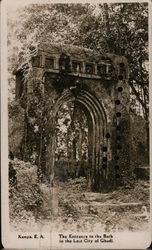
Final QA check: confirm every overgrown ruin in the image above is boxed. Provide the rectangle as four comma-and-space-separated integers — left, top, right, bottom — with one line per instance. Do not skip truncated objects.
12, 44, 133, 192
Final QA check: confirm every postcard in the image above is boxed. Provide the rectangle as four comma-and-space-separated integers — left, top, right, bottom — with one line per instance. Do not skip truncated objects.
1, 0, 151, 248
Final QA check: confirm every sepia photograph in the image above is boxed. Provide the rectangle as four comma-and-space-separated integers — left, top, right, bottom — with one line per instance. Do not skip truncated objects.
1, 0, 151, 248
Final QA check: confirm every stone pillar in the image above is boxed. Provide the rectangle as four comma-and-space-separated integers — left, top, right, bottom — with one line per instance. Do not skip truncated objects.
23, 70, 45, 165
114, 77, 133, 187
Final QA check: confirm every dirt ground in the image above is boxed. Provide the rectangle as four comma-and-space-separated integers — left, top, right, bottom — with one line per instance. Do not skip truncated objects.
10, 172, 150, 232
53, 177, 150, 232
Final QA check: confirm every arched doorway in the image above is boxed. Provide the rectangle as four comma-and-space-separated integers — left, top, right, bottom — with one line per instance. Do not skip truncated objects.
47, 86, 107, 191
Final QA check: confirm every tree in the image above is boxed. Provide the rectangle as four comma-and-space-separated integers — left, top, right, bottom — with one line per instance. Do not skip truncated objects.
55, 101, 88, 163
7, 2, 149, 175
8, 3, 149, 118
78, 3, 148, 119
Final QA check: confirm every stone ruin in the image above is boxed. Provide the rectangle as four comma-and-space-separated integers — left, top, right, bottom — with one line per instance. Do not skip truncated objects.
13, 43, 132, 192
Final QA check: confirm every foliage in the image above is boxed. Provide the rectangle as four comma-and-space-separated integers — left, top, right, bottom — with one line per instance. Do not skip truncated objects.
55, 101, 88, 162
7, 3, 148, 118
8, 101, 25, 158
78, 3, 148, 118
130, 114, 149, 166
9, 158, 49, 225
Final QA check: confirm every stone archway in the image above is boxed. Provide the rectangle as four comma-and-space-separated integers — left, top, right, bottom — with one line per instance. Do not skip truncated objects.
14, 44, 132, 192
47, 87, 107, 191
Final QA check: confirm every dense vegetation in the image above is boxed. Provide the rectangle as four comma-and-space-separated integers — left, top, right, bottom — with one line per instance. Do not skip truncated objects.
8, 3, 148, 116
